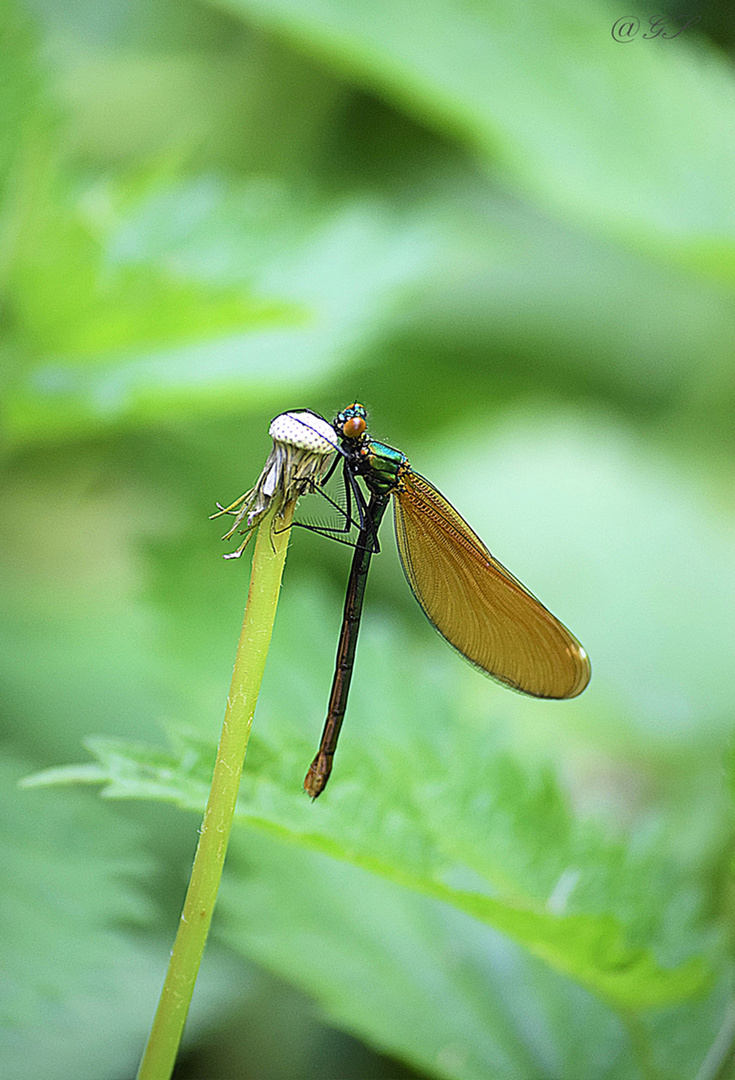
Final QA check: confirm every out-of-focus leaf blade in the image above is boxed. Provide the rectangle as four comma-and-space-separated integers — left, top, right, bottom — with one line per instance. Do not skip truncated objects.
3, 174, 433, 443
217, 0, 735, 281
0, 758, 155, 1080
0, 2, 42, 206
2, 753, 248, 1080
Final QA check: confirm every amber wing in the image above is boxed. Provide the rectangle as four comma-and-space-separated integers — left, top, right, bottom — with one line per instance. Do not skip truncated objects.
392, 470, 590, 698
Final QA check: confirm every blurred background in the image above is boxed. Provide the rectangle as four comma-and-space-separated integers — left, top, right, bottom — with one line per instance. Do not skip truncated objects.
2, 0, 735, 1077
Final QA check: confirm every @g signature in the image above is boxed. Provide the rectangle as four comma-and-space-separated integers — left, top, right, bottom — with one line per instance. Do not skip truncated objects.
611, 14, 702, 42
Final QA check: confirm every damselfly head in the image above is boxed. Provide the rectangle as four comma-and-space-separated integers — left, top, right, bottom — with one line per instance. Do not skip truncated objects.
334, 402, 368, 441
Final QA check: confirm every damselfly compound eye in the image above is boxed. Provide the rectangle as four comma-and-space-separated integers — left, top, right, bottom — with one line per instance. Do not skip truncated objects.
341, 416, 366, 439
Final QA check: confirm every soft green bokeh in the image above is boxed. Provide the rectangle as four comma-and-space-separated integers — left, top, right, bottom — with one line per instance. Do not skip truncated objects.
2, 0, 735, 1078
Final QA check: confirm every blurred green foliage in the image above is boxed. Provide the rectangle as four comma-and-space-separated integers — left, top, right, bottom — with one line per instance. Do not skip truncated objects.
2, 0, 735, 1078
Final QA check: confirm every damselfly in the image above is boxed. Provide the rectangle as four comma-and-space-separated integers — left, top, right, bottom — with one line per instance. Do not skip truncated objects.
221, 404, 591, 798
298, 404, 590, 796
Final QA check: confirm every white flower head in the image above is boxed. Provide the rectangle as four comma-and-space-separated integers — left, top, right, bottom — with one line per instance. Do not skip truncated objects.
214, 410, 337, 558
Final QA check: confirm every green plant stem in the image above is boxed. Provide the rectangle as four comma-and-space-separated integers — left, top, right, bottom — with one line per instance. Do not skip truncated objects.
136, 500, 295, 1080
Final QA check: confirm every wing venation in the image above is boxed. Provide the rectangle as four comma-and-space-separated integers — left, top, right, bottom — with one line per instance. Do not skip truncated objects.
393, 470, 590, 699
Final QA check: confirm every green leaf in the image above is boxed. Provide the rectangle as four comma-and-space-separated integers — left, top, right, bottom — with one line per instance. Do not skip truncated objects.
3, 172, 435, 443
34, 667, 711, 1015
217, 0, 735, 282
220, 832, 637, 1080
0, 2, 42, 200
30, 701, 719, 1074
0, 757, 155, 1080
3, 753, 253, 1080
219, 832, 732, 1080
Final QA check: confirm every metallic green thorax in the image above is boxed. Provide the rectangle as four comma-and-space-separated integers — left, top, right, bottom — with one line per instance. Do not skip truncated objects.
360, 440, 406, 497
